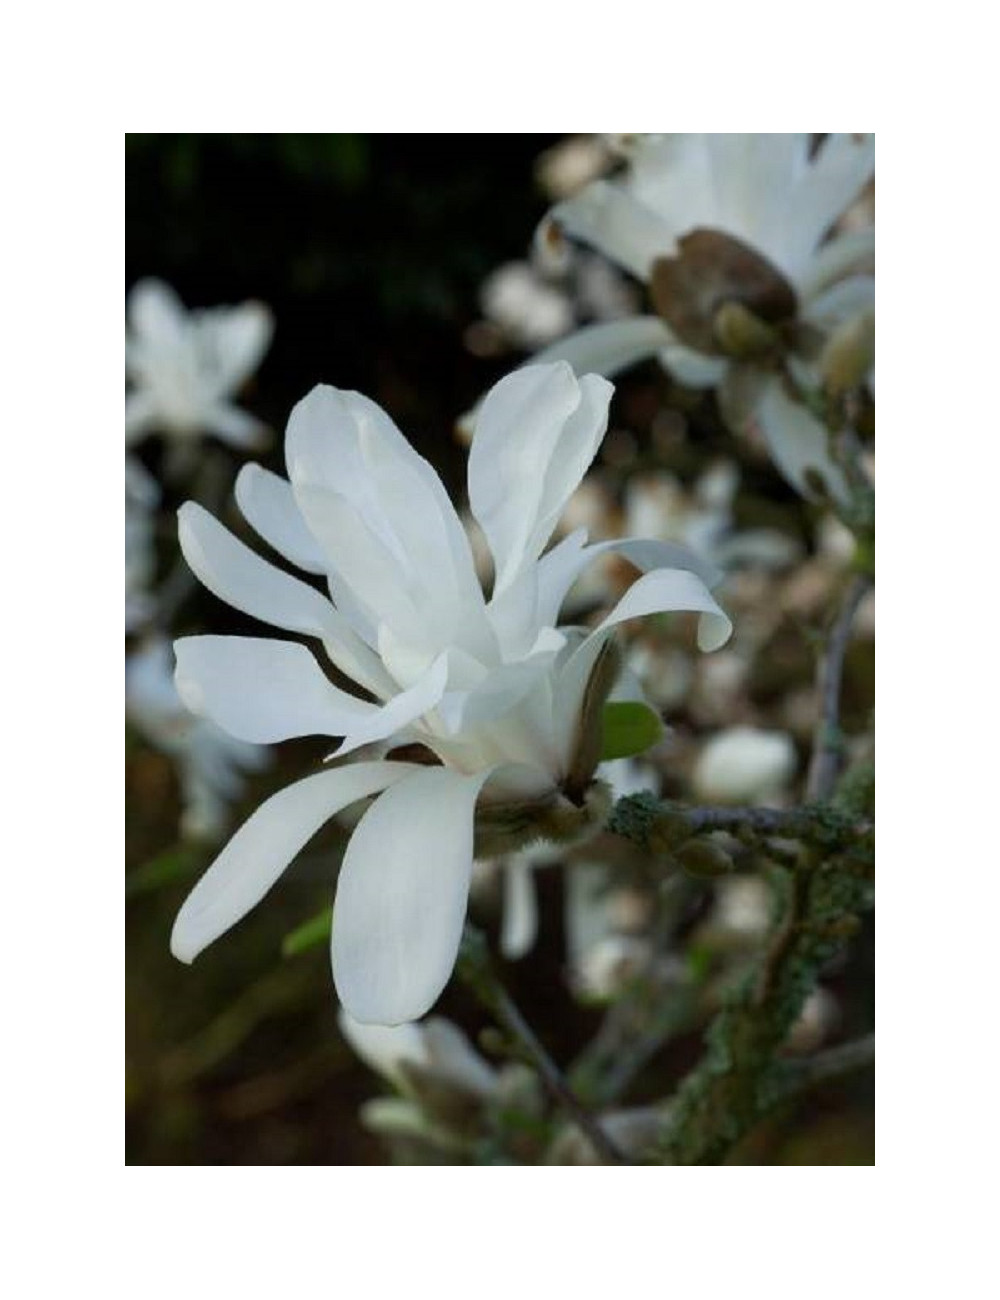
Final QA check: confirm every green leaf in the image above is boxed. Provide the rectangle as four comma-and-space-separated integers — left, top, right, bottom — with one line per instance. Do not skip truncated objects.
599, 701, 663, 762
281, 908, 333, 958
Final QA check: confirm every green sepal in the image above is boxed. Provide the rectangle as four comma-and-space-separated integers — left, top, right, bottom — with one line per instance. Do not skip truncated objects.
599, 701, 664, 761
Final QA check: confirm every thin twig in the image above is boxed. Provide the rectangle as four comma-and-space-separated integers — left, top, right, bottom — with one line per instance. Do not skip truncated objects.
457, 926, 628, 1165
806, 574, 873, 801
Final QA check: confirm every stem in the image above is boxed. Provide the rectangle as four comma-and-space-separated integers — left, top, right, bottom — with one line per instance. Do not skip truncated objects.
806, 574, 872, 801
457, 926, 627, 1165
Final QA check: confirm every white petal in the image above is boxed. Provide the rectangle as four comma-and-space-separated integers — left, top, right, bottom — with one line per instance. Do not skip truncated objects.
178, 501, 336, 640
330, 653, 450, 758
128, 278, 187, 347
546, 180, 673, 280
753, 377, 850, 506
802, 275, 875, 330
469, 363, 612, 593
203, 302, 273, 394
785, 134, 875, 269
201, 402, 267, 449
171, 761, 417, 963
500, 856, 540, 960
235, 463, 328, 574
536, 532, 723, 631
332, 767, 491, 1025
174, 635, 379, 743
421, 1018, 499, 1096
594, 566, 732, 652
125, 391, 158, 443
523, 316, 674, 378
337, 1010, 430, 1089
659, 345, 728, 389
799, 228, 875, 301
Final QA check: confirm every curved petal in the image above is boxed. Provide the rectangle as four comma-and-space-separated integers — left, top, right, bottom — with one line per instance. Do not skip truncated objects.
546, 180, 673, 280
337, 1010, 429, 1090
802, 275, 875, 330
171, 760, 418, 963
659, 345, 727, 389
174, 635, 379, 743
536, 531, 723, 631
752, 376, 850, 506
178, 501, 336, 640
332, 766, 492, 1025
330, 652, 450, 758
524, 316, 674, 378
469, 363, 612, 593
235, 463, 328, 574
594, 566, 732, 652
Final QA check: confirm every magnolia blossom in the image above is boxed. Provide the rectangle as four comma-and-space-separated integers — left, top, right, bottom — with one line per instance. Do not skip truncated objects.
125, 278, 273, 449
169, 362, 731, 1025
126, 637, 270, 840
532, 134, 875, 501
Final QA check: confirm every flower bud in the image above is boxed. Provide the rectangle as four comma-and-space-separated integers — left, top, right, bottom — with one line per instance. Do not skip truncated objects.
676, 837, 735, 878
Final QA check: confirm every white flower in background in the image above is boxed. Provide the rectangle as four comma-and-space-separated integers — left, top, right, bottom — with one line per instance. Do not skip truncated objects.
692, 725, 796, 804
125, 457, 160, 633
169, 362, 731, 1025
125, 278, 273, 450
125, 637, 270, 840
480, 262, 575, 350
532, 134, 874, 501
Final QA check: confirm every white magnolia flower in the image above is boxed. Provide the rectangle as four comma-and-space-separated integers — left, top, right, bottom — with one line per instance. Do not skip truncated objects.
692, 725, 797, 804
126, 637, 270, 840
339, 1010, 500, 1101
169, 362, 731, 1025
532, 134, 875, 501
125, 278, 273, 449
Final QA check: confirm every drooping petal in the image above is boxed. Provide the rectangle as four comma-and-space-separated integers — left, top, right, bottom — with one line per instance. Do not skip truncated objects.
337, 1010, 430, 1090
178, 501, 336, 640
174, 635, 379, 743
235, 463, 328, 574
171, 761, 418, 963
536, 531, 723, 632
752, 376, 851, 506
518, 316, 674, 379
469, 363, 612, 594
545, 180, 674, 280
332, 766, 492, 1025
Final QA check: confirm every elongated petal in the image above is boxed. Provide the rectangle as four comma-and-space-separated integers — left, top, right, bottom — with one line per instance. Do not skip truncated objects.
523, 316, 674, 378
546, 180, 673, 280
660, 345, 727, 389
174, 636, 379, 743
799, 227, 875, 301
752, 377, 850, 506
331, 652, 450, 758
500, 855, 540, 960
337, 1010, 430, 1090
235, 463, 327, 574
469, 363, 612, 593
201, 403, 267, 450
332, 767, 491, 1025
178, 501, 336, 640
802, 275, 875, 329
171, 761, 418, 963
